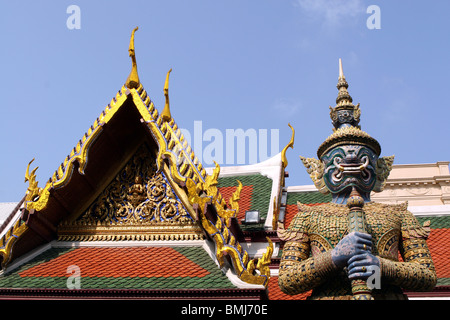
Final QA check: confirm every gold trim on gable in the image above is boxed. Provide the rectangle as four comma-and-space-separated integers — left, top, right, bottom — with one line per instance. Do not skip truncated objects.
58, 221, 204, 242
57, 145, 202, 241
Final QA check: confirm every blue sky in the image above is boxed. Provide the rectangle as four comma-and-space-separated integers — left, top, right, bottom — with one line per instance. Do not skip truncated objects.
1, 0, 449, 202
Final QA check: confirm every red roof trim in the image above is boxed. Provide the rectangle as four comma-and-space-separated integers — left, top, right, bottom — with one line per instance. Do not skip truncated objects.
0, 288, 268, 300
405, 286, 450, 298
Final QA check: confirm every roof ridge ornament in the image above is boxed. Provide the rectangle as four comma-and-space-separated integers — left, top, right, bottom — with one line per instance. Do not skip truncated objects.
281, 123, 295, 169
125, 27, 140, 89
161, 68, 173, 122
24, 158, 42, 202
329, 58, 361, 130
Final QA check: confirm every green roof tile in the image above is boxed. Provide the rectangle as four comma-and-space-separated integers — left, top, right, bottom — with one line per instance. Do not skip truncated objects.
286, 191, 332, 205
218, 174, 273, 231
0, 246, 236, 290
417, 216, 450, 229
437, 278, 450, 286
218, 174, 273, 216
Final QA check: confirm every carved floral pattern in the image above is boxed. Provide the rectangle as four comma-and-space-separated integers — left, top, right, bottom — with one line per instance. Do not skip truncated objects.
78, 145, 191, 225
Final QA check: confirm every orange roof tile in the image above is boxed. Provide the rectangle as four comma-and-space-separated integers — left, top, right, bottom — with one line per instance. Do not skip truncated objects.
268, 276, 311, 300
427, 228, 450, 278
19, 247, 210, 278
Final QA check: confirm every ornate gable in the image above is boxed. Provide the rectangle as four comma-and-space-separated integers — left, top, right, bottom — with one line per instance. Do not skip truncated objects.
0, 27, 273, 291
58, 144, 203, 241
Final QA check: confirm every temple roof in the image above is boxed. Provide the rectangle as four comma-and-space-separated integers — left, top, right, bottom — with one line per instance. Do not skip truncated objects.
0, 28, 273, 298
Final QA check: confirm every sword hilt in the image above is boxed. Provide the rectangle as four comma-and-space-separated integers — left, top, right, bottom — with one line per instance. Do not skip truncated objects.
347, 187, 373, 300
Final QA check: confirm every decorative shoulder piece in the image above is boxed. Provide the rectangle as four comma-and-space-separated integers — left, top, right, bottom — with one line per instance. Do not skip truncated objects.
402, 222, 431, 240
277, 223, 309, 242
277, 202, 312, 242
373, 155, 395, 192
400, 205, 431, 240
299, 156, 329, 194
296, 201, 316, 213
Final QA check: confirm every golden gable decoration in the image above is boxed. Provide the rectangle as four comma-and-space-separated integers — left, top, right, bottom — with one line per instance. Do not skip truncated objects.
57, 145, 203, 241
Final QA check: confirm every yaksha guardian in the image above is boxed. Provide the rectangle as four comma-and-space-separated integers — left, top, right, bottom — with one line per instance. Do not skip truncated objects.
278, 59, 437, 300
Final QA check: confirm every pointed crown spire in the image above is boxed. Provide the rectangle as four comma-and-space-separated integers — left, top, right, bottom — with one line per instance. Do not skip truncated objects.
126, 27, 140, 89
318, 59, 381, 158
329, 58, 361, 130
336, 58, 351, 103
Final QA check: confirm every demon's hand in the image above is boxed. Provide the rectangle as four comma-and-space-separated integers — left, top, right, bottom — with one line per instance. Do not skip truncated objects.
331, 231, 373, 269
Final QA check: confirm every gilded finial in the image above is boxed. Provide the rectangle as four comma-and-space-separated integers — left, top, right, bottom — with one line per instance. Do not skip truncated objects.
161, 68, 172, 122
281, 123, 295, 169
125, 27, 140, 89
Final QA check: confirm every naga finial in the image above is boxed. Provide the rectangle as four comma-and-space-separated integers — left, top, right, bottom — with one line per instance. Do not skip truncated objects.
161, 68, 173, 122
125, 27, 140, 89
24, 158, 42, 202
281, 123, 295, 169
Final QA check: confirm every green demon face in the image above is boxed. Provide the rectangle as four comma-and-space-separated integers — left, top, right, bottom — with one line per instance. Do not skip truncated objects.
321, 145, 378, 195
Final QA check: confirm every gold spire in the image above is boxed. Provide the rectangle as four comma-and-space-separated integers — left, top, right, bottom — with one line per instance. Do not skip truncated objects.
319, 59, 380, 158
125, 27, 140, 89
335, 58, 353, 106
161, 68, 172, 122
329, 58, 361, 130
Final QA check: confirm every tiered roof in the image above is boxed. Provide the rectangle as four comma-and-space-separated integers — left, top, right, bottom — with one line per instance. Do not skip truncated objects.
0, 28, 273, 299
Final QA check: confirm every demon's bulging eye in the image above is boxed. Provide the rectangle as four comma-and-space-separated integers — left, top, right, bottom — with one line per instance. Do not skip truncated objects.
333, 156, 343, 166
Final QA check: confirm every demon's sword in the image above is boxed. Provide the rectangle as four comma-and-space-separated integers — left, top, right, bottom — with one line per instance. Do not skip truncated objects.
346, 187, 373, 300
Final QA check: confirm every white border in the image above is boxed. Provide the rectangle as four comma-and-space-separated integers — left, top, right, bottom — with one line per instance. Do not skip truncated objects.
408, 205, 450, 217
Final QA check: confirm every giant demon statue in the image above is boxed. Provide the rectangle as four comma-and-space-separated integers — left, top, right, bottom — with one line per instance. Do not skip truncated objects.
278, 60, 436, 300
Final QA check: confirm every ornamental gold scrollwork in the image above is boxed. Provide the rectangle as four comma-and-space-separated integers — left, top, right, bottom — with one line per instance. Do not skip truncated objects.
185, 162, 273, 287
24, 158, 42, 203
23, 158, 51, 212
0, 218, 29, 268
77, 145, 190, 225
